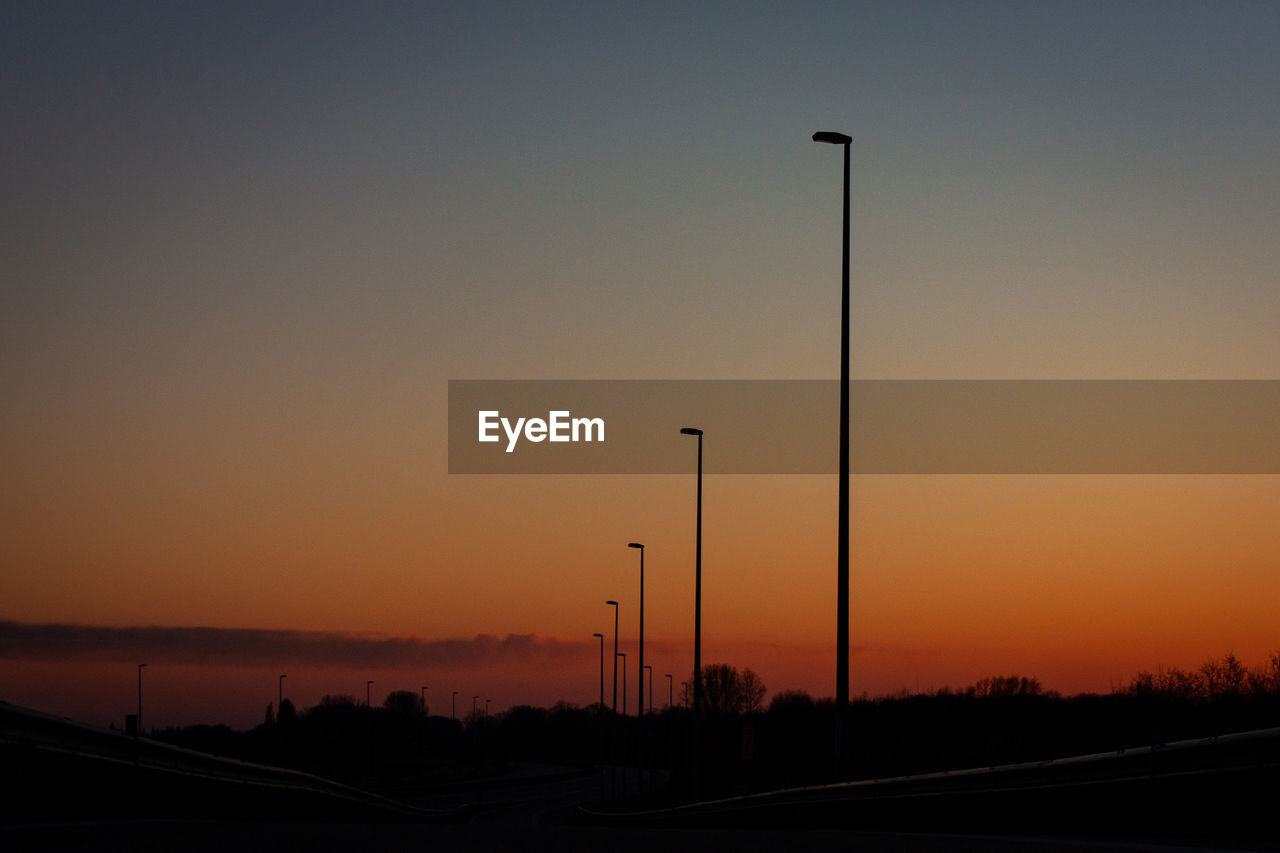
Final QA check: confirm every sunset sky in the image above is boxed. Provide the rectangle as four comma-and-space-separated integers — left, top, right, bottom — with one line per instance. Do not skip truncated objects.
4, 1, 1280, 730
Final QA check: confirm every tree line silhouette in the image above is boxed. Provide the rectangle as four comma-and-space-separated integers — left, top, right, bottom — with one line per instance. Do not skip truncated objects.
150, 652, 1280, 802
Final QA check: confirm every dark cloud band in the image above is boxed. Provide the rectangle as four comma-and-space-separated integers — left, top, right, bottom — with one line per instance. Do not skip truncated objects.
0, 621, 586, 668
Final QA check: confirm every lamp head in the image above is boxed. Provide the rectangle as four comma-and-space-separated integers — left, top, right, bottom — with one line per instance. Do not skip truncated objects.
606, 599, 618, 606
680, 427, 702, 436
627, 542, 643, 550
593, 632, 604, 639
812, 131, 852, 145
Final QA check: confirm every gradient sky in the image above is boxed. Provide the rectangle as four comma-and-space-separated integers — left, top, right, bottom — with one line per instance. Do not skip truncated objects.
4, 1, 1280, 729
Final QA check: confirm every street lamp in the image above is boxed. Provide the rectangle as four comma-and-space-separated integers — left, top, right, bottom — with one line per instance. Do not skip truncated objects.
617, 653, 627, 717
592, 633, 605, 709
485, 698, 491, 716
813, 129, 853, 766
666, 673, 673, 709
137, 663, 146, 735
627, 542, 645, 716
644, 665, 653, 715
606, 600, 619, 714
680, 426, 703, 715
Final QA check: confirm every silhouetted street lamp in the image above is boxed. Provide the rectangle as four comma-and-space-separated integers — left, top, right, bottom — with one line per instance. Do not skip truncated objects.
279, 674, 286, 711
137, 663, 146, 735
592, 633, 605, 709
666, 673, 673, 709
617, 652, 627, 716
680, 426, 703, 715
485, 698, 491, 716
813, 129, 853, 766
627, 542, 645, 715
606, 600, 619, 713
644, 665, 653, 714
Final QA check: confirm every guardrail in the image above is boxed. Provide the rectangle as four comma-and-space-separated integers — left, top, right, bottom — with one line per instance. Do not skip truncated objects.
582, 725, 1280, 835
0, 701, 467, 823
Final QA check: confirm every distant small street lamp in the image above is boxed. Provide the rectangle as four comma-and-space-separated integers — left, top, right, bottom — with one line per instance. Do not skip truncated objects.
606, 600, 620, 713
592, 633, 605, 709
617, 653, 627, 716
137, 663, 147, 735
628, 542, 645, 716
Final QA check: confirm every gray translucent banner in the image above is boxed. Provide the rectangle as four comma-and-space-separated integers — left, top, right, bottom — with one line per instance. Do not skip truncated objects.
447, 380, 1280, 474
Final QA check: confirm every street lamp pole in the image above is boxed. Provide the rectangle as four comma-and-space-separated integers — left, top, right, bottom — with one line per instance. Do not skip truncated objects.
644, 665, 653, 715
606, 600, 619, 714
593, 633, 605, 709
617, 653, 627, 717
812, 129, 853, 767
628, 543, 645, 715
680, 427, 703, 716
666, 673, 673, 709
137, 663, 146, 735
279, 674, 286, 711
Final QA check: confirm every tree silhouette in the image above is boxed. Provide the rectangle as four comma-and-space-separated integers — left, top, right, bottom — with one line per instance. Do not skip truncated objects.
382, 689, 422, 716
701, 663, 766, 715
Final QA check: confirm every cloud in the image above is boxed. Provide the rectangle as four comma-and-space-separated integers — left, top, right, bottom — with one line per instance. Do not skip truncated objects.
0, 620, 589, 668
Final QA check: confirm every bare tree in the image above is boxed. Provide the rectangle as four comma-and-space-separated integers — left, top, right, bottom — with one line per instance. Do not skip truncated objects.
700, 663, 767, 715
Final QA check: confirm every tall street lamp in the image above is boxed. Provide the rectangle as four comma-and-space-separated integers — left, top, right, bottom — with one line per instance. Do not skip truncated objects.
666, 673, 673, 709
644, 665, 653, 715
627, 542, 645, 716
813, 129, 853, 765
679, 427, 703, 715
592, 633, 605, 709
606, 600, 620, 714
137, 663, 146, 735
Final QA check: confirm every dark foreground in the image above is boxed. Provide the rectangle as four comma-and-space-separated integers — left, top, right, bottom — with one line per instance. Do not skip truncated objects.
5, 822, 1280, 853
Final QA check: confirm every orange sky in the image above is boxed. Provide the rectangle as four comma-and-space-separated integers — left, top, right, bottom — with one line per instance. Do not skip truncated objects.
6, 473, 1280, 729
